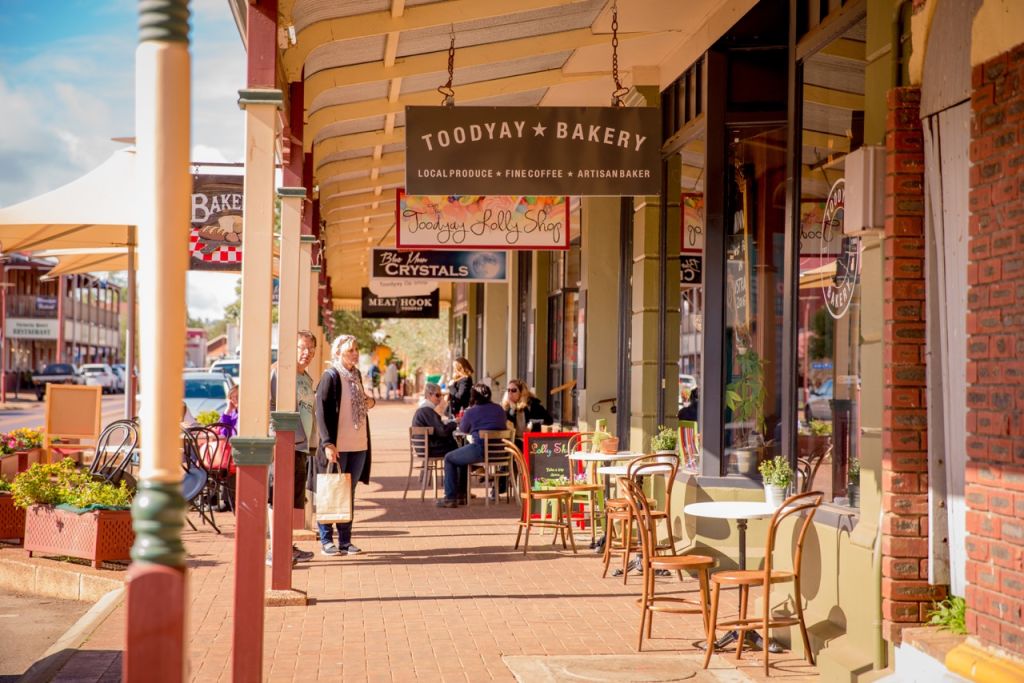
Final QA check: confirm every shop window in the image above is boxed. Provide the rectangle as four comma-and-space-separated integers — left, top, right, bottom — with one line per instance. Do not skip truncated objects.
795, 17, 866, 507
723, 126, 787, 477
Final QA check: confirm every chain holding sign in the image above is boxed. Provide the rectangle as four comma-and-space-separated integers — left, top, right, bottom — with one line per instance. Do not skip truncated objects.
397, 190, 569, 250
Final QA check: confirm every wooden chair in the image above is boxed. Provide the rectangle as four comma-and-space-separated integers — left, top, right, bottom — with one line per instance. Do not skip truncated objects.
180, 428, 222, 533
797, 445, 831, 494
702, 490, 824, 676
505, 440, 577, 555
472, 429, 515, 505
88, 419, 139, 491
43, 384, 103, 464
403, 426, 445, 500
619, 469, 714, 651
564, 432, 603, 545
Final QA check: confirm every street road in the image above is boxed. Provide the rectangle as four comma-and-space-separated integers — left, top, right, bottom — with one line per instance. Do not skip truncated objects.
0, 589, 90, 678
0, 395, 127, 433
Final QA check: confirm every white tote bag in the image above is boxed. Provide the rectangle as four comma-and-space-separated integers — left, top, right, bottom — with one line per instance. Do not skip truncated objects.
315, 462, 353, 524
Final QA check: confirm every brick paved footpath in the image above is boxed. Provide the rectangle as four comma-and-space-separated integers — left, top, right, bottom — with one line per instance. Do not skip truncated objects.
53, 401, 819, 682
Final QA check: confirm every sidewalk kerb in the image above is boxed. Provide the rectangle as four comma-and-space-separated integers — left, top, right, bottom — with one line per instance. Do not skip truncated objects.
17, 586, 125, 683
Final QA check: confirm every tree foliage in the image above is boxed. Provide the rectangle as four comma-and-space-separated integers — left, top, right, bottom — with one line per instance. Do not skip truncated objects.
331, 310, 382, 353
379, 311, 450, 374
808, 307, 834, 360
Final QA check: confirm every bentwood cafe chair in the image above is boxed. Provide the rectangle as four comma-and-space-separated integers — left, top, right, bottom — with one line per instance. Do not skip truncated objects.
702, 490, 824, 676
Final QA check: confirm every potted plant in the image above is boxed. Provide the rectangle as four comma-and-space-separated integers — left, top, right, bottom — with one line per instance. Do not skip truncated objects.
758, 456, 793, 507
195, 410, 221, 426
12, 459, 134, 568
848, 458, 860, 508
4, 427, 45, 474
0, 476, 25, 542
726, 348, 770, 475
650, 425, 678, 455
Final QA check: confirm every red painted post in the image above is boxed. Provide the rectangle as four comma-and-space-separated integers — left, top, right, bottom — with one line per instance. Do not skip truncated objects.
124, 563, 186, 680
230, 437, 274, 682
270, 425, 295, 590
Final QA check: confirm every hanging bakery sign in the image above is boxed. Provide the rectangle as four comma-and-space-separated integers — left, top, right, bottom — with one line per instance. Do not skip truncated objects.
396, 190, 569, 250
190, 174, 244, 272
405, 106, 661, 196
371, 247, 508, 283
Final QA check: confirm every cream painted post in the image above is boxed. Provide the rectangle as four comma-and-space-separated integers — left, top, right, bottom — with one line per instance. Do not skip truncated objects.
506, 253, 519, 379
482, 282, 508, 392
298, 236, 313, 332
267, 187, 304, 601
310, 266, 324, 372
577, 197, 622, 432
231, 87, 281, 683
124, 1, 189, 679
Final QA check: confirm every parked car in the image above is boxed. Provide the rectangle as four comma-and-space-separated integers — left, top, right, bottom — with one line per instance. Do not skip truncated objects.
183, 372, 234, 417
111, 364, 129, 392
79, 364, 119, 394
209, 358, 240, 380
806, 378, 834, 421
31, 363, 81, 401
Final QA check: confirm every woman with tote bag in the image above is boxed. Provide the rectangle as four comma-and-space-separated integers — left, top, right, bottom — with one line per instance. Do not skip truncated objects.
312, 334, 373, 556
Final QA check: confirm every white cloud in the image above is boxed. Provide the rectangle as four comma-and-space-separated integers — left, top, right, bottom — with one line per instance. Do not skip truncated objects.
187, 271, 240, 321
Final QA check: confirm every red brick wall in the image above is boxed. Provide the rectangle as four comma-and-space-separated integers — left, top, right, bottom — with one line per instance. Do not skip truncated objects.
965, 46, 1024, 656
882, 86, 946, 644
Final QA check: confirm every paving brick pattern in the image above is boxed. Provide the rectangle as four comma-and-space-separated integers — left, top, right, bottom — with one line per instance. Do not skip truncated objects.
57, 401, 818, 681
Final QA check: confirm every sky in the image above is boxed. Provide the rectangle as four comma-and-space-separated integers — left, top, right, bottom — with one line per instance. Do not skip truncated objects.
0, 0, 246, 320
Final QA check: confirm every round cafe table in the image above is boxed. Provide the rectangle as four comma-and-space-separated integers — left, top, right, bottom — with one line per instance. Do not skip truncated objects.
566, 452, 642, 550
683, 500, 782, 653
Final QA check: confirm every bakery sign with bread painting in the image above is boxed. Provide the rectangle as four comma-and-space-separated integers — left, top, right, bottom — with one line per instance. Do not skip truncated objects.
190, 175, 244, 271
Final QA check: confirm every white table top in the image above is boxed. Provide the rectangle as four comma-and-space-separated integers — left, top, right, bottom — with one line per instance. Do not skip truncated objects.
568, 451, 643, 462
683, 501, 778, 520
597, 463, 671, 476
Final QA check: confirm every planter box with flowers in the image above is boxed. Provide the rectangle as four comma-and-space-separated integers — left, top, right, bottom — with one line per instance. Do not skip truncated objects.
11, 459, 134, 569
0, 478, 25, 541
0, 427, 45, 477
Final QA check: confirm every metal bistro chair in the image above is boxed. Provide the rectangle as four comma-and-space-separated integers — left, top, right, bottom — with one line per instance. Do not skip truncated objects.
180, 429, 221, 533
471, 429, 515, 505
619, 470, 714, 651
188, 423, 235, 513
797, 444, 832, 494
702, 490, 824, 676
88, 419, 140, 491
506, 440, 577, 555
403, 426, 445, 500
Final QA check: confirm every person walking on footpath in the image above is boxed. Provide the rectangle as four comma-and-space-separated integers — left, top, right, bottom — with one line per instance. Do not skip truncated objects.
446, 357, 474, 419
384, 359, 400, 400
267, 330, 318, 565
437, 383, 507, 508
313, 334, 373, 555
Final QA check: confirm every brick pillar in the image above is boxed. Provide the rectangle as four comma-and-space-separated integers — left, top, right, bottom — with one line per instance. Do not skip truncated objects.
964, 47, 1024, 656
881, 86, 946, 644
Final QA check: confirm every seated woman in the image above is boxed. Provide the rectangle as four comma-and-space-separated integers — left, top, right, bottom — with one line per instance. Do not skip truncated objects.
411, 382, 457, 457
437, 383, 508, 508
218, 384, 239, 437
501, 379, 553, 446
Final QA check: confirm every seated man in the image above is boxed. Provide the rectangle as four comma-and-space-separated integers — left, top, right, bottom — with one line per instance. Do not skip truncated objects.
412, 382, 457, 457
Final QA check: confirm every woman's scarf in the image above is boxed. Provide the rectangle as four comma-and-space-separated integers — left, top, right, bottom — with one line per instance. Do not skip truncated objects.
331, 335, 367, 430
337, 364, 368, 430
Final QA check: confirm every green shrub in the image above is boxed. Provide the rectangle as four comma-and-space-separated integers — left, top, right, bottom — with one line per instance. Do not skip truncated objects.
758, 455, 793, 487
808, 420, 832, 436
927, 596, 966, 635
11, 459, 133, 509
0, 477, 11, 493
195, 410, 221, 426
650, 425, 678, 452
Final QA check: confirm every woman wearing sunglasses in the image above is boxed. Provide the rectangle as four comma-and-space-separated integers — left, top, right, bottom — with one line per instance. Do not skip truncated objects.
501, 379, 553, 444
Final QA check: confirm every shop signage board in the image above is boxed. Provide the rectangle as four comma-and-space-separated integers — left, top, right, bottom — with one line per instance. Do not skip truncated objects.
35, 296, 57, 311
190, 174, 244, 272
371, 248, 508, 283
523, 432, 577, 507
368, 278, 438, 297
396, 190, 570, 250
6, 318, 59, 340
360, 287, 440, 319
405, 106, 661, 196
820, 179, 860, 319
681, 255, 703, 286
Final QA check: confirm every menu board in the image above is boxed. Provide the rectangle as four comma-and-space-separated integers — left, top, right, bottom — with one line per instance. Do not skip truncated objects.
523, 432, 578, 489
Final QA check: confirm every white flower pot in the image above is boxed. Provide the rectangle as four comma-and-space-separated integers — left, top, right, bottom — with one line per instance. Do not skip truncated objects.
764, 484, 787, 508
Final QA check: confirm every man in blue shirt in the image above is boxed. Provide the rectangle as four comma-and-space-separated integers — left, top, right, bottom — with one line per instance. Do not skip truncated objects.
437, 383, 508, 507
